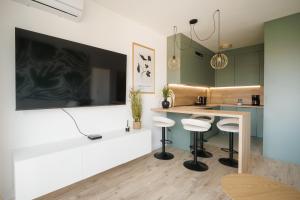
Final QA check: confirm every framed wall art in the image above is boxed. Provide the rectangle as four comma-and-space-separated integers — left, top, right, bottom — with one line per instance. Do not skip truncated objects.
132, 42, 155, 93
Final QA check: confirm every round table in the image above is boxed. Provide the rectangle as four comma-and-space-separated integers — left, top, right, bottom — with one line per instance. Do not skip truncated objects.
221, 174, 300, 200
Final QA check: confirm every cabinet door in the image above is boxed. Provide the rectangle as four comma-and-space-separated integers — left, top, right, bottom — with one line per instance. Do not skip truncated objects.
180, 34, 215, 86
259, 51, 264, 85
256, 108, 264, 138
215, 54, 235, 86
237, 107, 257, 137
235, 52, 260, 86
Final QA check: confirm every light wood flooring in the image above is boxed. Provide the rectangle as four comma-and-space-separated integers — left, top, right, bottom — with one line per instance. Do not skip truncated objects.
38, 141, 300, 200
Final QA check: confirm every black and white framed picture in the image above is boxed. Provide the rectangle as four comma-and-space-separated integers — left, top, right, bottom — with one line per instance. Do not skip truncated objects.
132, 42, 155, 93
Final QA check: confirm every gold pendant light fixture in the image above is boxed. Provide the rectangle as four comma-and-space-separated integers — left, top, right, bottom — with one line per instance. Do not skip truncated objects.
210, 10, 228, 69
168, 26, 180, 70
170, 9, 228, 70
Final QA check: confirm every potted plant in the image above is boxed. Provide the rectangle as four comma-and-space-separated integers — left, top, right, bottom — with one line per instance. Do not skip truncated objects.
129, 88, 142, 129
162, 85, 172, 109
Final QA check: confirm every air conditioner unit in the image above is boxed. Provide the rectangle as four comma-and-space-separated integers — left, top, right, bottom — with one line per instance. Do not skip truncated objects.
14, 0, 84, 22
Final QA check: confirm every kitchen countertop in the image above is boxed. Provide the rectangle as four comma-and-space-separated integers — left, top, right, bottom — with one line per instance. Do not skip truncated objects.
152, 106, 249, 118
192, 104, 264, 109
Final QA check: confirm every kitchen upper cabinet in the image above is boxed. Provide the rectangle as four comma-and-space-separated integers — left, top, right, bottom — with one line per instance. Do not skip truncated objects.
215, 54, 235, 87
215, 44, 264, 87
167, 33, 215, 86
259, 51, 264, 85
235, 52, 260, 86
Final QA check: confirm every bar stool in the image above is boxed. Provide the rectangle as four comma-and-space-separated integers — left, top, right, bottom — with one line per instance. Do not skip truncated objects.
217, 118, 239, 168
153, 116, 175, 160
181, 119, 211, 171
190, 115, 215, 158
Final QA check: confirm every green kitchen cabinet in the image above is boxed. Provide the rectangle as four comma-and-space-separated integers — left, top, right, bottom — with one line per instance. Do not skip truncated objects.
215, 44, 264, 87
235, 52, 260, 86
259, 51, 264, 85
167, 33, 215, 86
167, 113, 191, 151
237, 107, 257, 137
167, 107, 220, 151
256, 108, 264, 138
220, 106, 237, 111
215, 54, 235, 86
220, 106, 262, 137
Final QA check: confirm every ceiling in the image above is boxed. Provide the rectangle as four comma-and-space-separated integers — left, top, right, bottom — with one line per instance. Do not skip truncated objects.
94, 0, 300, 51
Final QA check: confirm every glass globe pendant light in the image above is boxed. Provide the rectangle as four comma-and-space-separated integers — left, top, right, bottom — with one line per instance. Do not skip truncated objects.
210, 10, 228, 70
168, 26, 180, 70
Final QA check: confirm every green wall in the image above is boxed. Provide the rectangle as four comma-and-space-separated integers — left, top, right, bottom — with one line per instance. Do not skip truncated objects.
264, 13, 300, 164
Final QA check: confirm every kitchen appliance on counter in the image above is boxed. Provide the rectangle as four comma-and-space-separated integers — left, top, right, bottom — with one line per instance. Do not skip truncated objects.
196, 96, 207, 105
252, 95, 260, 106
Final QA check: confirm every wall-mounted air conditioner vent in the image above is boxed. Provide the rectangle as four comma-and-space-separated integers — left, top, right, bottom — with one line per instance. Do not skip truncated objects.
14, 0, 84, 22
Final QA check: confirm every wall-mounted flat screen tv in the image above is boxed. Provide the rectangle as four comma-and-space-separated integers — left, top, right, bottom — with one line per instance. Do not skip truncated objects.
15, 28, 127, 110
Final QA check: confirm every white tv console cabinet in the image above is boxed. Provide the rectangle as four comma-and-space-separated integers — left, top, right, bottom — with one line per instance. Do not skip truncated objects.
14, 129, 152, 200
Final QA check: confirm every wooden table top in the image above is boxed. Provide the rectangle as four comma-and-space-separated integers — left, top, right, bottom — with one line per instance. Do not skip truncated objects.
151, 106, 250, 118
221, 174, 300, 200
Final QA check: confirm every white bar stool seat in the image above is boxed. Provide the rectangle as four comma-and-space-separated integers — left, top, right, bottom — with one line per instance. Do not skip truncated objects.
217, 118, 239, 133
181, 119, 211, 172
153, 116, 175, 128
153, 116, 175, 160
190, 115, 215, 158
217, 118, 239, 168
191, 115, 215, 124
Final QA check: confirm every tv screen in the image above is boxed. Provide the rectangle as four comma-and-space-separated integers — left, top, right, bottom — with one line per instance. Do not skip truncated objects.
15, 28, 127, 110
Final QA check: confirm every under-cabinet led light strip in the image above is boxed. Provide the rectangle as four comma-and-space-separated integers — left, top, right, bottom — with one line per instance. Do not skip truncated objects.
210, 85, 261, 90
168, 84, 209, 90
168, 84, 261, 90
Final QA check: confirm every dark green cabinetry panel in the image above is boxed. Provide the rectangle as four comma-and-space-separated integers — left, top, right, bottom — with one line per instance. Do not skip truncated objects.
167, 113, 191, 151
235, 52, 260, 86
167, 108, 220, 151
220, 106, 237, 111
167, 34, 215, 86
256, 108, 264, 138
220, 106, 263, 137
215, 44, 264, 87
237, 107, 257, 137
215, 54, 235, 86
259, 51, 264, 85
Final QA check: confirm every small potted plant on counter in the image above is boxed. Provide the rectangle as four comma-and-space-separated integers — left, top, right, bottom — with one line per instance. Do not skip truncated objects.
162, 85, 172, 109
129, 88, 142, 129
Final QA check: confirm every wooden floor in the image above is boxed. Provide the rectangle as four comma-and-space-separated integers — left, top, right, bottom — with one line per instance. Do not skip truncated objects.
38, 140, 300, 200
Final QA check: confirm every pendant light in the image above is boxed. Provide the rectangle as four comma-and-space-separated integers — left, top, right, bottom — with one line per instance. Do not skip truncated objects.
168, 26, 180, 70
210, 10, 228, 69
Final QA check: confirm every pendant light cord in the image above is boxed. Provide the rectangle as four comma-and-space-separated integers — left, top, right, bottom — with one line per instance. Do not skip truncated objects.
172, 26, 177, 57
217, 9, 221, 52
172, 9, 221, 53
192, 10, 220, 42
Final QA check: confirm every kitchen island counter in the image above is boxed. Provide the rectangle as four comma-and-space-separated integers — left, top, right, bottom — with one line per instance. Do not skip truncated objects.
151, 106, 251, 174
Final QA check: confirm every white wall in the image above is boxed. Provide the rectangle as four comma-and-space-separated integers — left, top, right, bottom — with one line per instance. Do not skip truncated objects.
0, 0, 166, 199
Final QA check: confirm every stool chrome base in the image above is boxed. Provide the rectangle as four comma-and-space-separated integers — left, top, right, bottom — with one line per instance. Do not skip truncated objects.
154, 152, 174, 160
219, 158, 238, 168
192, 150, 213, 158
183, 160, 208, 171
